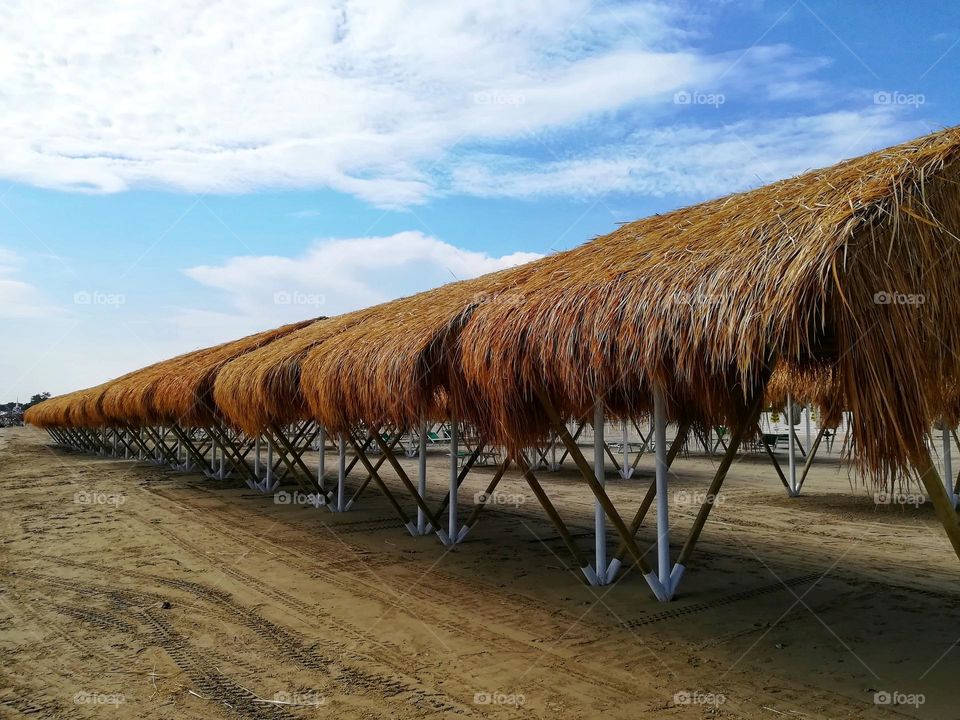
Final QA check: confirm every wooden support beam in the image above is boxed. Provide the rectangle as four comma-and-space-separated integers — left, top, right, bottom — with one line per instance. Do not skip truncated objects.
711, 426, 729, 453
629, 420, 653, 471
556, 421, 586, 466
536, 389, 656, 577
169, 425, 212, 473
601, 438, 620, 471
113, 426, 145, 459
270, 422, 318, 479
915, 450, 960, 562
790, 428, 807, 458
143, 426, 179, 465
347, 433, 420, 535
950, 429, 960, 495
207, 423, 260, 485
756, 423, 792, 494
434, 443, 485, 517
609, 420, 690, 568
368, 430, 447, 537
268, 423, 321, 486
260, 427, 315, 493
459, 456, 512, 535
344, 433, 403, 508
795, 425, 827, 495
341, 434, 376, 478
515, 454, 595, 585
87, 427, 111, 454
676, 401, 760, 567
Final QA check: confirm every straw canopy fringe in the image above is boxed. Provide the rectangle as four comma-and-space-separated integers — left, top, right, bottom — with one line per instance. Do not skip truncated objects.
25, 126, 960, 480
149, 318, 316, 427
300, 265, 541, 435
767, 361, 845, 428
452, 127, 960, 477
87, 320, 315, 428
212, 308, 384, 435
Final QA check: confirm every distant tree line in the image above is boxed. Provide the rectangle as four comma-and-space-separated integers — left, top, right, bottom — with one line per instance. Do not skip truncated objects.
0, 392, 50, 412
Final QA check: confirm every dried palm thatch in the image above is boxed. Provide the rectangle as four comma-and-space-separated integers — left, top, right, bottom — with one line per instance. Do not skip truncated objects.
147, 318, 316, 427
98, 355, 203, 427
71, 383, 114, 427
766, 361, 845, 428
94, 321, 312, 427
24, 391, 76, 428
27, 127, 960, 482
213, 309, 381, 435
448, 126, 960, 478
299, 265, 541, 434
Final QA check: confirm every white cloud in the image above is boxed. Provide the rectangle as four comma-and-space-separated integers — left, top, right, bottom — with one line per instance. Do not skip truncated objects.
0, 248, 55, 319
0, 0, 857, 207
449, 108, 928, 200
182, 230, 542, 324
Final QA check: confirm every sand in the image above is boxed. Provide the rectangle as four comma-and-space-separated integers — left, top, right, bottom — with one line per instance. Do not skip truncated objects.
1, 424, 958, 719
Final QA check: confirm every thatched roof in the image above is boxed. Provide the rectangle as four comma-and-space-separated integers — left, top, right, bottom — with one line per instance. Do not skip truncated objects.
24, 391, 76, 428
27, 126, 960, 477
30, 321, 316, 429
146, 318, 316, 427
213, 310, 383, 434
299, 265, 542, 434
449, 126, 960, 475
94, 322, 313, 427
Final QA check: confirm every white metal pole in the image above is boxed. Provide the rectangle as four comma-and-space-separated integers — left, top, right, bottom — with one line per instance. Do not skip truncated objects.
620, 421, 632, 479
254, 435, 261, 479
594, 402, 606, 584
337, 435, 346, 511
418, 421, 428, 534
653, 386, 670, 591
805, 404, 812, 451
210, 430, 218, 472
550, 430, 557, 470
449, 417, 459, 543
787, 394, 797, 495
318, 426, 326, 490
266, 435, 274, 487
943, 422, 955, 507
219, 431, 226, 479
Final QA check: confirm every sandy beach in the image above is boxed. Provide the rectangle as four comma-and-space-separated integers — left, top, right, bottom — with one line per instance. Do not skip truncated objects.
2, 425, 958, 718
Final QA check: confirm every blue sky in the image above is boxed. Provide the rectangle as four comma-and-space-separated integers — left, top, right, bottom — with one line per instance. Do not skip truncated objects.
1, 0, 958, 399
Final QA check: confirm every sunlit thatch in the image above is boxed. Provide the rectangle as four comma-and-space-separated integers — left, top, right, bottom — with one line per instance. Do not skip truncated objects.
27, 126, 960, 479
451, 126, 960, 476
